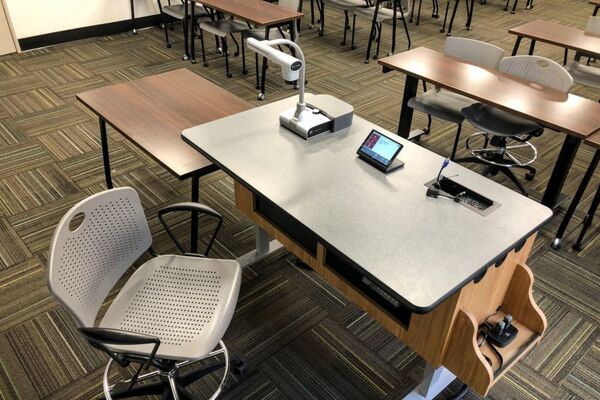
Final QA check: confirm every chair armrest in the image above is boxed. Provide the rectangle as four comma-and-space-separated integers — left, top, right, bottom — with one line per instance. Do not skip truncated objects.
78, 327, 160, 369
158, 202, 224, 256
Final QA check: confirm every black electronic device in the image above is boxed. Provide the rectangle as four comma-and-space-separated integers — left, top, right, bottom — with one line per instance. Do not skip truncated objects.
488, 315, 519, 348
357, 129, 404, 173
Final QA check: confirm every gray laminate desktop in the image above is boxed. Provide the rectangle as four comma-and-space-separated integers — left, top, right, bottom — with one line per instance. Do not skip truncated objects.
182, 94, 552, 313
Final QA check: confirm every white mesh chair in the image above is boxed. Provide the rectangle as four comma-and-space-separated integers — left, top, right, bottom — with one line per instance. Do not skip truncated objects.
456, 56, 574, 196
567, 17, 600, 93
352, 0, 412, 63
48, 187, 244, 400
407, 37, 504, 160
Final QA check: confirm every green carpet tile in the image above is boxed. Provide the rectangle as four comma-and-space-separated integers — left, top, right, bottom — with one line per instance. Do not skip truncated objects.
0, 0, 599, 399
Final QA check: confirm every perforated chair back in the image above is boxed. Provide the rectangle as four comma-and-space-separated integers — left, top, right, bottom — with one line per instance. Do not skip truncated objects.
586, 16, 600, 35
443, 37, 504, 69
499, 56, 574, 92
278, 0, 302, 11
48, 187, 152, 327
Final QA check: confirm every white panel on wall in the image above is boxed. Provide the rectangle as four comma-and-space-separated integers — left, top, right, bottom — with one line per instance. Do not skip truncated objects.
4, 0, 159, 39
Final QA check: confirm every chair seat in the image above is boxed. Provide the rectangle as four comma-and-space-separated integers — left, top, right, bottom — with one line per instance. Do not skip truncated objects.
567, 62, 600, 89
462, 103, 542, 137
200, 19, 249, 37
163, 3, 209, 20
354, 6, 409, 21
408, 89, 476, 124
100, 255, 242, 361
324, 0, 368, 10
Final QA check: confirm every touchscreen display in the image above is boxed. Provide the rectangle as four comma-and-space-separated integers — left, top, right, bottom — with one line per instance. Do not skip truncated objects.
358, 130, 402, 166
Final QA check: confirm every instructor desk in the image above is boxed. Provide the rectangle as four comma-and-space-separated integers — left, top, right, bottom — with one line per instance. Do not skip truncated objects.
183, 94, 552, 398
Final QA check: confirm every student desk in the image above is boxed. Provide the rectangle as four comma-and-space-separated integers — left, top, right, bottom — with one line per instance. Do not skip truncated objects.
509, 20, 600, 64
190, 0, 303, 99
183, 94, 552, 398
378, 47, 600, 209
77, 68, 251, 253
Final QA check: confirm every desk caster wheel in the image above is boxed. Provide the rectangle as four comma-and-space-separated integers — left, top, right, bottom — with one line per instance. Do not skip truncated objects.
387, 52, 393, 56
511, 10, 515, 14
572, 242, 582, 251
364, 59, 370, 64
191, 58, 197, 64
440, 28, 445, 33
467, 25, 473, 31
166, 43, 172, 48
525, 172, 535, 181
182, 55, 190, 61
161, 23, 165, 29
257, 93, 265, 101
309, 23, 314, 29
446, 32, 452, 37
318, 29, 324, 37
234, 51, 239, 57
132, 29, 137, 35
551, 238, 561, 250
232, 359, 248, 378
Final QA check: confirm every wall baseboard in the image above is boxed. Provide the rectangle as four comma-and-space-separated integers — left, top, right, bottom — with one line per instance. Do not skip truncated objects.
18, 14, 161, 51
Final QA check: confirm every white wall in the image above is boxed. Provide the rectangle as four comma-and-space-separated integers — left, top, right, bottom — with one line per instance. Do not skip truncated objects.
4, 0, 159, 39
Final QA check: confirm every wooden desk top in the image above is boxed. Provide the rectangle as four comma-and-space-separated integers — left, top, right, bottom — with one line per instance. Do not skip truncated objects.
77, 69, 252, 179
508, 20, 600, 56
378, 47, 600, 139
199, 0, 303, 26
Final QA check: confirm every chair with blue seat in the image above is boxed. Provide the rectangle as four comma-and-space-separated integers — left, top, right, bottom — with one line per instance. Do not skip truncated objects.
47, 187, 245, 400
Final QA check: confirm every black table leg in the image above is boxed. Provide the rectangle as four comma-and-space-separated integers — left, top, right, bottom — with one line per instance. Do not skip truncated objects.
446, 0, 460, 36
190, 1, 196, 64
594, 5, 599, 16
552, 149, 599, 249
191, 174, 200, 254
99, 118, 113, 189
573, 179, 600, 250
365, 0, 381, 63
542, 135, 581, 208
416, 0, 422, 25
182, 0, 190, 61
130, 0, 137, 34
528, 39, 536, 55
259, 27, 271, 100
465, 0, 474, 30
511, 36, 522, 56
397, 75, 418, 138
391, 0, 397, 55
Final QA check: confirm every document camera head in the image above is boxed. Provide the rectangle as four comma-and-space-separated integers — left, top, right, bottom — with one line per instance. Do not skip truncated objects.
246, 38, 303, 82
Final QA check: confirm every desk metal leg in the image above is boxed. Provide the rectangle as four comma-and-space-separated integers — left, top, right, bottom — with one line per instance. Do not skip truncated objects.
258, 27, 271, 100
553, 149, 599, 249
511, 36, 522, 56
191, 174, 200, 254
446, 0, 460, 36
182, 0, 190, 61
99, 118, 113, 189
130, 0, 137, 34
595, 6, 600, 16
403, 364, 457, 400
236, 226, 284, 268
397, 75, 418, 138
528, 39, 536, 55
574, 180, 600, 250
365, 0, 381, 63
465, 0, 474, 30
190, 0, 196, 64
542, 135, 581, 209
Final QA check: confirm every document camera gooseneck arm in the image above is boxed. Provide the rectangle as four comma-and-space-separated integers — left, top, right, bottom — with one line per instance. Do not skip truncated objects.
246, 38, 306, 119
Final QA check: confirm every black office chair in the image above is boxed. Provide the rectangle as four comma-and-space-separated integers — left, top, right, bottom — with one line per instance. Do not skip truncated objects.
456, 56, 573, 196
157, 0, 209, 53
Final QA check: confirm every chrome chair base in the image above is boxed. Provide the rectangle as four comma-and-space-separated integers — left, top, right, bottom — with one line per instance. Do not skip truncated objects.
102, 341, 244, 400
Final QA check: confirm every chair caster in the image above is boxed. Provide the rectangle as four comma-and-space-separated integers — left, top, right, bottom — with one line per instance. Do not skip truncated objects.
504, 6, 508, 11
511, 10, 515, 14
203, 62, 209, 67
446, 32, 452, 36
525, 171, 535, 181
217, 48, 223, 54
227, 73, 233, 78
572, 242, 582, 251
387, 52, 393, 56
191, 58, 197, 64
341, 41, 346, 45
351, 45, 357, 50
551, 238, 561, 250
132, 29, 137, 35
364, 59, 370, 64
232, 359, 248, 378
161, 23, 165, 29
257, 93, 266, 100
309, 24, 314, 29
440, 28, 445, 33
234, 51, 239, 57
166, 43, 172, 48
242, 69, 248, 75
318, 29, 324, 37
373, 55, 378, 60
182, 55, 190, 61
466, 25, 473, 31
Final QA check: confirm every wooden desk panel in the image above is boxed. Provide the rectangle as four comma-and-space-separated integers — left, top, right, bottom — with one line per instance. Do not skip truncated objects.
77, 69, 252, 179
509, 20, 600, 56
200, 0, 303, 26
378, 47, 600, 139
585, 131, 600, 149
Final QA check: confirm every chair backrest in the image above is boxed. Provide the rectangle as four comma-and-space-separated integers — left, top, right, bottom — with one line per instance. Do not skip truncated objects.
48, 187, 152, 327
278, 0, 301, 12
586, 16, 600, 35
443, 37, 504, 69
499, 56, 574, 92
